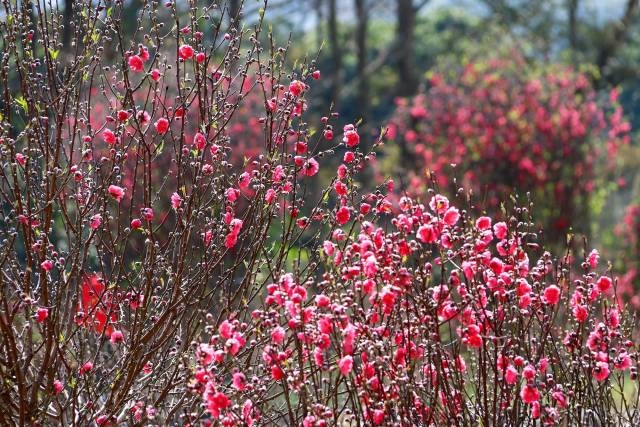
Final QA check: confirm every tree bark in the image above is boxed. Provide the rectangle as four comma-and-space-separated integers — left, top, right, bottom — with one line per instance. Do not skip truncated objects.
228, 0, 241, 29
62, 0, 73, 49
567, 0, 578, 65
396, 0, 418, 97
355, 0, 370, 120
314, 0, 324, 55
328, 0, 342, 108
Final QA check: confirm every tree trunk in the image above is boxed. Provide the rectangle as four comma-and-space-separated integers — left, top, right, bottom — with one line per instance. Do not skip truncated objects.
228, 0, 241, 29
396, 0, 418, 97
314, 0, 324, 55
62, 0, 73, 49
328, 0, 342, 108
567, 0, 578, 65
355, 0, 370, 121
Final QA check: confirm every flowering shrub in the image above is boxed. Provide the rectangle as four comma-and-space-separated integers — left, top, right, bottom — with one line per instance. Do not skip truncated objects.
193, 192, 640, 425
611, 203, 640, 307
0, 1, 638, 426
386, 56, 630, 238
0, 1, 344, 424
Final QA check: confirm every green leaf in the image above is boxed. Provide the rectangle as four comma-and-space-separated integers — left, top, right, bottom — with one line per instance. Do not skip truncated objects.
15, 96, 28, 112
49, 49, 59, 60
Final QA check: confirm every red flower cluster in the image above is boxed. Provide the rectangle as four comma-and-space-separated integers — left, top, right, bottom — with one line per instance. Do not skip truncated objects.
386, 56, 629, 237
74, 274, 118, 337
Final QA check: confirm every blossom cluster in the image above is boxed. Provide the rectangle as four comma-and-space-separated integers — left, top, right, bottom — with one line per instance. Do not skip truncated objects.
386, 56, 630, 238
193, 187, 639, 425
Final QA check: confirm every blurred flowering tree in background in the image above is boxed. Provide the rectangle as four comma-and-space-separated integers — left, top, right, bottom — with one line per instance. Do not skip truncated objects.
385, 54, 630, 243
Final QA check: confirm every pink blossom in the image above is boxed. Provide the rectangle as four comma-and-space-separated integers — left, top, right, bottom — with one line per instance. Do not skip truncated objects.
342, 124, 360, 147
443, 207, 460, 225
520, 384, 540, 404
543, 285, 561, 304
337, 164, 347, 179
139, 46, 149, 61
288, 80, 305, 97
230, 218, 243, 235
193, 132, 207, 150
53, 379, 63, 394
271, 365, 285, 381
150, 68, 161, 81
338, 355, 353, 375
273, 165, 285, 182
242, 399, 255, 426
232, 372, 246, 391
178, 44, 195, 60
35, 307, 49, 323
117, 110, 129, 121
493, 221, 508, 239
110, 330, 124, 344
522, 364, 536, 380
588, 249, 600, 269
224, 232, 238, 249
197, 343, 216, 365
41, 260, 54, 271
531, 401, 540, 419
596, 275, 612, 293
89, 214, 102, 229
102, 129, 116, 145
128, 54, 144, 72
614, 352, 632, 370
271, 326, 286, 345
195, 52, 206, 63
141, 207, 154, 221
475, 216, 492, 231
96, 415, 109, 425
593, 361, 610, 381
218, 320, 234, 339
226, 188, 240, 202
171, 192, 182, 210
334, 180, 348, 196
265, 188, 276, 204
136, 110, 150, 124
336, 206, 350, 225
131, 218, 142, 229
238, 172, 251, 189
323, 240, 335, 256
505, 365, 518, 384
429, 194, 449, 214
79, 361, 93, 375
552, 390, 568, 408
372, 409, 385, 425
303, 158, 319, 176
15, 153, 26, 166
206, 391, 230, 416
295, 141, 308, 154
315, 294, 330, 307
417, 224, 437, 244
108, 185, 125, 202
154, 117, 169, 134
344, 151, 355, 163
